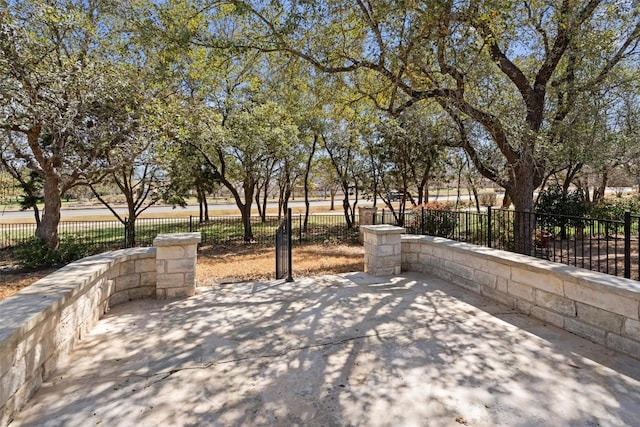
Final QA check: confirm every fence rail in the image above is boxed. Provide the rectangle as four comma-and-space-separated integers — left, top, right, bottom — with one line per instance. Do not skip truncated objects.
0, 213, 361, 252
4, 207, 640, 282
376, 207, 640, 281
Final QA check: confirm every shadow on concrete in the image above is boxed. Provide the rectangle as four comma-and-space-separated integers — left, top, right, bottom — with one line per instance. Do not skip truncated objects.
11, 272, 640, 426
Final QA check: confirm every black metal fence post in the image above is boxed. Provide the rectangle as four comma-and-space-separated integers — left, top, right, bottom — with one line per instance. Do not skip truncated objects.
124, 217, 129, 248
421, 207, 425, 235
624, 210, 631, 279
287, 208, 294, 282
299, 214, 303, 244
487, 207, 492, 248
189, 215, 193, 232
381, 209, 385, 224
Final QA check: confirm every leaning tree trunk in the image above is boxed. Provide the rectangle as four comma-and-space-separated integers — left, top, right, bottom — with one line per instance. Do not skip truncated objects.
32, 205, 41, 227
254, 192, 263, 220
36, 174, 61, 249
342, 195, 353, 229
303, 135, 317, 231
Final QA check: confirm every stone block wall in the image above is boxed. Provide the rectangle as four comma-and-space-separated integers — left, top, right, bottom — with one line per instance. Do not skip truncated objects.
361, 225, 403, 276
400, 235, 640, 360
154, 233, 201, 298
0, 233, 200, 426
358, 207, 378, 243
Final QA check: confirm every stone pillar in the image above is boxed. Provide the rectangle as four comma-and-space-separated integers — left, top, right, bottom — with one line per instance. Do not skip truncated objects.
361, 225, 404, 276
153, 232, 201, 298
358, 206, 378, 243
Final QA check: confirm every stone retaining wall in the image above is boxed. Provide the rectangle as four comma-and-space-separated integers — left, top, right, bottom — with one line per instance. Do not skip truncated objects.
361, 225, 402, 276
0, 233, 200, 426
400, 235, 640, 360
360, 226, 640, 360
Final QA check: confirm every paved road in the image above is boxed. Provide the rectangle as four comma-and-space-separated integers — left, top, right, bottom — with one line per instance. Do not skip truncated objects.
0, 195, 470, 220
0, 200, 339, 220
12, 272, 640, 426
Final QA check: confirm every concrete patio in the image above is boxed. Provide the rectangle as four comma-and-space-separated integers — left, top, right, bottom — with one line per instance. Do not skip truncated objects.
10, 272, 640, 426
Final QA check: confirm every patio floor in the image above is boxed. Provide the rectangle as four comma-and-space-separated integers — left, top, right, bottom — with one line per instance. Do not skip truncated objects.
11, 272, 640, 426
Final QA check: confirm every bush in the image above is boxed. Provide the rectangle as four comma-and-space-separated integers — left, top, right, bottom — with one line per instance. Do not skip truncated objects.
413, 202, 458, 238
535, 184, 589, 231
589, 196, 640, 220
589, 196, 640, 237
14, 236, 93, 269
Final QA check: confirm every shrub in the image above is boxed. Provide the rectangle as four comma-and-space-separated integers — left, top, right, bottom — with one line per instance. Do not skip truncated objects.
588, 196, 640, 237
589, 196, 640, 220
14, 236, 93, 269
412, 202, 458, 238
536, 184, 589, 226
535, 184, 589, 232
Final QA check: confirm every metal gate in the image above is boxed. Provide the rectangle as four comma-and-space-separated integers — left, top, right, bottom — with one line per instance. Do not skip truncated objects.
275, 208, 293, 282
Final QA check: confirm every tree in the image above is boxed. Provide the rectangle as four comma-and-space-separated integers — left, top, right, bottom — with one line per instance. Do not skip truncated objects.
0, 133, 44, 224
0, 1, 140, 248
226, 0, 640, 253
188, 100, 298, 241
320, 119, 366, 229
89, 138, 185, 247
168, 143, 219, 223
313, 157, 341, 210
369, 105, 445, 225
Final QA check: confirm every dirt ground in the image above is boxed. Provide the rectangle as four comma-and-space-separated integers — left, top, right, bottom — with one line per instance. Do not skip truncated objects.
0, 243, 364, 301
196, 242, 364, 285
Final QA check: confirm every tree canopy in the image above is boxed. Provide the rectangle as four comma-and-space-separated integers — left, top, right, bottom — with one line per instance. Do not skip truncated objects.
1, 0, 639, 252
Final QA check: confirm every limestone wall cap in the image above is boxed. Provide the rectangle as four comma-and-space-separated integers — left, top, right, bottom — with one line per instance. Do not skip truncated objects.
360, 225, 404, 234
153, 232, 202, 246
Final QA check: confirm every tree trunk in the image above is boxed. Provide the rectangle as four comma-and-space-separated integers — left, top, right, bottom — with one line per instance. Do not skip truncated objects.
594, 171, 608, 203
242, 182, 255, 242
330, 187, 337, 210
255, 192, 263, 220
351, 181, 359, 226
261, 181, 268, 222
455, 166, 463, 208
416, 182, 425, 206
467, 176, 480, 213
197, 186, 205, 223
501, 192, 512, 208
510, 164, 536, 255
32, 205, 41, 227
303, 135, 317, 232
203, 195, 209, 222
282, 179, 291, 221
342, 193, 353, 229
126, 217, 136, 247
255, 173, 270, 222
36, 174, 61, 249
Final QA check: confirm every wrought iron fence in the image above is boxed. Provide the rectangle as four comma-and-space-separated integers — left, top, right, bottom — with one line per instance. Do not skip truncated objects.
376, 207, 640, 281
275, 208, 293, 282
7, 207, 637, 281
0, 213, 361, 253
